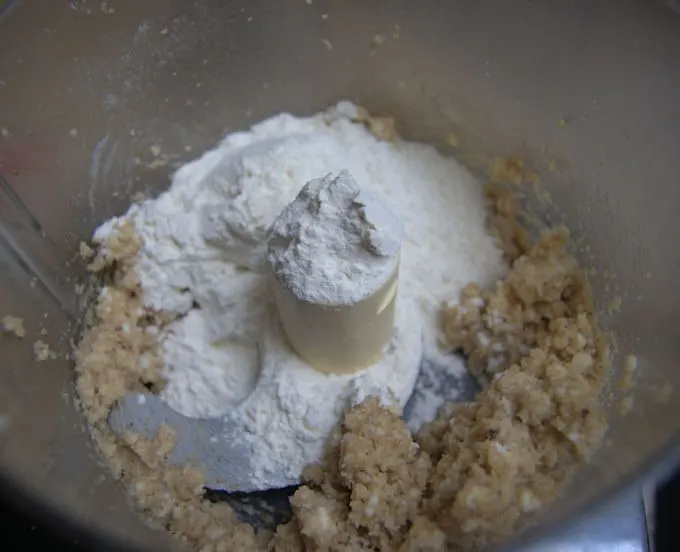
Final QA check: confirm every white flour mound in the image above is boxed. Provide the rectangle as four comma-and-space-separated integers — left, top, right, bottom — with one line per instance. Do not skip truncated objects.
93, 101, 506, 483
268, 169, 403, 306
231, 295, 422, 487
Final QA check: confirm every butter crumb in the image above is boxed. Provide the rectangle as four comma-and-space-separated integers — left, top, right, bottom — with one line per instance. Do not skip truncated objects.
367, 117, 399, 142
33, 340, 52, 361
2, 315, 26, 338
79, 241, 95, 260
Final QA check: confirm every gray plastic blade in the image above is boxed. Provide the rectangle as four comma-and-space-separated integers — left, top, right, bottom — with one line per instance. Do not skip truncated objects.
108, 358, 479, 494
108, 393, 299, 493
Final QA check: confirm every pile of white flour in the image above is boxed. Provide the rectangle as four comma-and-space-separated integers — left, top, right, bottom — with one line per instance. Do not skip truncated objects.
268, 169, 403, 306
94, 101, 506, 487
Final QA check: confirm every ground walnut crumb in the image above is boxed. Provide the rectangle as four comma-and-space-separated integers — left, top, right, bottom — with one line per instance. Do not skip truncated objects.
1, 315, 26, 338
490, 156, 539, 187
79, 240, 95, 261
76, 195, 609, 551
75, 222, 263, 552
276, 399, 431, 552
440, 229, 599, 386
484, 185, 530, 263
421, 229, 608, 550
398, 517, 447, 552
366, 117, 399, 142
350, 106, 400, 142
269, 520, 305, 552
291, 230, 608, 551
33, 339, 53, 361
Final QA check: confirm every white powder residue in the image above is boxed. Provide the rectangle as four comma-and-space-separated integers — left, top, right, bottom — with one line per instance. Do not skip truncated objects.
268, 170, 403, 305
94, 101, 506, 483
227, 295, 422, 487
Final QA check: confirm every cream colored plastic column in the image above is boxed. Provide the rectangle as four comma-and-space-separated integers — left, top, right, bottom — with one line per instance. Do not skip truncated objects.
270, 263, 399, 375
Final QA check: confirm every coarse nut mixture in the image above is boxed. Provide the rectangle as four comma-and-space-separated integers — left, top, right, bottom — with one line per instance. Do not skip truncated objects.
75, 179, 609, 552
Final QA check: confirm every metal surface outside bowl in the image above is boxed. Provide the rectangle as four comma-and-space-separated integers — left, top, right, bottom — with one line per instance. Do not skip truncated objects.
1, 1, 680, 550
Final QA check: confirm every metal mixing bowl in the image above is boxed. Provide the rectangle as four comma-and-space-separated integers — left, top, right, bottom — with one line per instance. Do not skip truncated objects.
1, 1, 680, 550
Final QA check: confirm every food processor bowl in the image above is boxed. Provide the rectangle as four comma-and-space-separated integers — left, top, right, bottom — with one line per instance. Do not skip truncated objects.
1, 1, 680, 550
